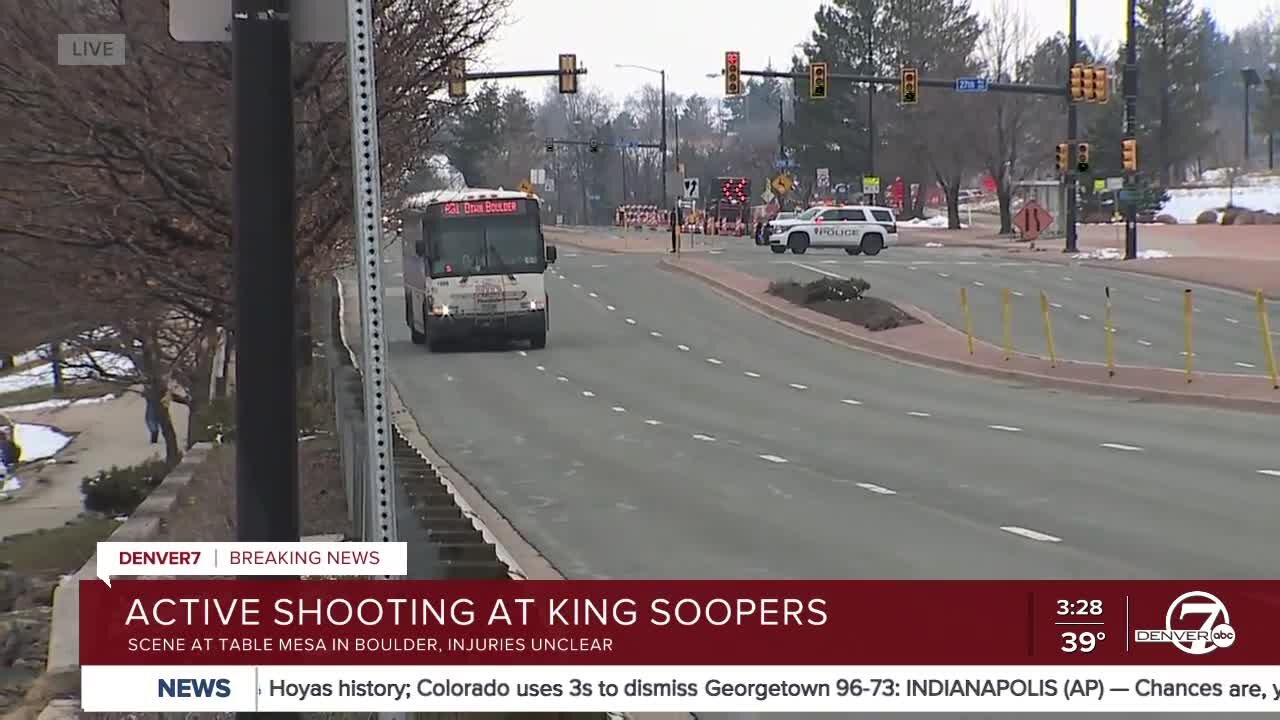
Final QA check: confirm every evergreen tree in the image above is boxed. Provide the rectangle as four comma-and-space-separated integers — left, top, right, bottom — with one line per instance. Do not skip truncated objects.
1136, 0, 1214, 185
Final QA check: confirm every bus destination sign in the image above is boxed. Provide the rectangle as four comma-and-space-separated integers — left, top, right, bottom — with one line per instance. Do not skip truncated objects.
442, 199, 523, 217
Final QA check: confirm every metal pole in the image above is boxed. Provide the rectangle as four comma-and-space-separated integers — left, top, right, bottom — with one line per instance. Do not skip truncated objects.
232, 0, 298, 545
866, 3, 876, 178
1064, 0, 1079, 253
1123, 0, 1139, 260
660, 70, 668, 203
674, 108, 680, 169
1243, 86, 1251, 166
778, 98, 786, 163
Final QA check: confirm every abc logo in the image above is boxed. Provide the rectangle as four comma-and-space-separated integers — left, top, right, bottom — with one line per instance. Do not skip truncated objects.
1211, 625, 1236, 648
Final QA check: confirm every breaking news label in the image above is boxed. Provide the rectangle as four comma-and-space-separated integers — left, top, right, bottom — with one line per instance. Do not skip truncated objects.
78, 573, 1280, 712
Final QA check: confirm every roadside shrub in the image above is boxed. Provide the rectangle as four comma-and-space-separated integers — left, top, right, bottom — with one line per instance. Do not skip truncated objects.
1194, 210, 1217, 224
81, 458, 175, 515
1237, 212, 1257, 225
188, 396, 235, 445
1257, 213, 1279, 225
1154, 214, 1177, 224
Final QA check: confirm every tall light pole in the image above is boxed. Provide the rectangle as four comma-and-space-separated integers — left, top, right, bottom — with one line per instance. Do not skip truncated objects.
616, 63, 667, 202
1243, 68, 1261, 167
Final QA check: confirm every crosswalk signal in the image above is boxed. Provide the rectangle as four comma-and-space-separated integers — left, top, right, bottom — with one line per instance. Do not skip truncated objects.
1076, 142, 1091, 173
809, 62, 828, 100
1055, 143, 1069, 174
447, 57, 466, 99
558, 54, 578, 94
1121, 138, 1137, 172
900, 66, 918, 104
545, 138, 555, 153
1092, 66, 1109, 103
725, 51, 742, 96
1069, 63, 1084, 101
589, 138, 600, 153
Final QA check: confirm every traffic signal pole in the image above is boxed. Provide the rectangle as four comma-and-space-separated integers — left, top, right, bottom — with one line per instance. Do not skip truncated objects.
1064, 0, 1079, 253
740, 69, 1067, 97
660, 69, 668, 203
1123, 0, 1139, 260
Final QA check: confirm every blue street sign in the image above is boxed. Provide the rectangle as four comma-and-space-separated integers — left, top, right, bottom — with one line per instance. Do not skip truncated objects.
955, 77, 989, 93
774, 158, 798, 169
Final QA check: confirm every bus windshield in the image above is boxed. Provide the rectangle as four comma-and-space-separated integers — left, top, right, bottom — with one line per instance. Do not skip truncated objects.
426, 213, 543, 278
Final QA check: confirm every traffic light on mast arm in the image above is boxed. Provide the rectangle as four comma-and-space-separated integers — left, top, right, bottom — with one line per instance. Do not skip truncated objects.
447, 57, 466, 99
558, 54, 578, 94
1092, 66, 1109, 103
900, 66, 918, 104
1076, 142, 1091, 173
1069, 63, 1084, 101
809, 62, 828, 100
1121, 138, 1137, 172
1055, 143, 1070, 174
725, 51, 742, 95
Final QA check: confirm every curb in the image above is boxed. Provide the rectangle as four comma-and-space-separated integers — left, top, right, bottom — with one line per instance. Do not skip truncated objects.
660, 259, 1280, 415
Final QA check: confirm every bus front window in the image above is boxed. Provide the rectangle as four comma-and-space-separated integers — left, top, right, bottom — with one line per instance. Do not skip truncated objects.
427, 215, 542, 277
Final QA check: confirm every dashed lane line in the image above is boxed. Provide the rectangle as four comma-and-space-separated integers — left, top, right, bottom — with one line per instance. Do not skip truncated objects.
650, 331, 663, 338
581, 391, 596, 398
744, 371, 762, 378
1235, 362, 1257, 369
692, 433, 716, 442
907, 411, 932, 418
789, 383, 809, 390
677, 344, 691, 352
1137, 339, 1153, 346
625, 318, 637, 325
988, 425, 1023, 432
1225, 317, 1239, 324
706, 358, 723, 365
841, 399, 863, 406
1144, 296, 1160, 302
1100, 442, 1143, 452
611, 406, 626, 413
644, 419, 663, 426
855, 482, 897, 496
556, 376, 569, 383
588, 292, 598, 298
518, 350, 528, 357
535, 365, 546, 372
606, 305, 616, 311
759, 454, 789, 464
1000, 526, 1063, 543
1258, 470, 1280, 477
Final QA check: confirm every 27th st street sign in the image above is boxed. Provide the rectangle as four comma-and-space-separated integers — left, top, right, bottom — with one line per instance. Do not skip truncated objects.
955, 77, 990, 93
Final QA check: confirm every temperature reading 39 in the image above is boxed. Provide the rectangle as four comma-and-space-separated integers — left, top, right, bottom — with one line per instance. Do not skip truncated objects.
1061, 631, 1106, 653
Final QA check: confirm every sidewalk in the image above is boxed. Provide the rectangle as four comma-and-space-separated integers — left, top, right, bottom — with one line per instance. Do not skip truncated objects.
0, 393, 190, 537
663, 256, 1280, 414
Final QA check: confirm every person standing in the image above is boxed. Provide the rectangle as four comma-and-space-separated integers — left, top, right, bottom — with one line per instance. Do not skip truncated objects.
144, 392, 162, 444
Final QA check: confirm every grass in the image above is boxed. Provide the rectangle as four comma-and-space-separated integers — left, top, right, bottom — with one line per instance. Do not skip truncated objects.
0, 517, 121, 573
0, 380, 118, 409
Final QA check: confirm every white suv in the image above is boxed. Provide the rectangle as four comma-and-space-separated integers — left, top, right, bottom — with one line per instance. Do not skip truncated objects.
766, 205, 898, 256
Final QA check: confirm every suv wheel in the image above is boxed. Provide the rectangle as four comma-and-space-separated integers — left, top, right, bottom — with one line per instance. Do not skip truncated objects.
860, 233, 884, 256
788, 232, 810, 254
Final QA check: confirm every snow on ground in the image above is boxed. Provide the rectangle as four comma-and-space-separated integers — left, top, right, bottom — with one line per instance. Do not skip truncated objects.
13, 423, 72, 462
0, 352, 133, 394
1160, 185, 1280, 223
901, 216, 969, 229
1074, 248, 1173, 261
0, 394, 117, 414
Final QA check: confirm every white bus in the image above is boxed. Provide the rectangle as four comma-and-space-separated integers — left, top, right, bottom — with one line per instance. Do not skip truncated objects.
400, 189, 558, 351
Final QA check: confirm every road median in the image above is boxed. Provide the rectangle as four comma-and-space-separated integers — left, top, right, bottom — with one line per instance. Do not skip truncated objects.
661, 256, 1280, 414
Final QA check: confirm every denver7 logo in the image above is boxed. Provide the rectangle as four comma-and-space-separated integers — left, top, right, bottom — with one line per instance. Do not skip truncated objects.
1134, 591, 1236, 655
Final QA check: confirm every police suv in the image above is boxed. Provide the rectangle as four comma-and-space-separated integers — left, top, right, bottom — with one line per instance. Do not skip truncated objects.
765, 205, 898, 255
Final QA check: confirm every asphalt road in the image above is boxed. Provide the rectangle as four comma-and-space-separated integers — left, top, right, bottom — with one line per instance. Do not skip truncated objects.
382, 244, 1280, 582
711, 243, 1280, 375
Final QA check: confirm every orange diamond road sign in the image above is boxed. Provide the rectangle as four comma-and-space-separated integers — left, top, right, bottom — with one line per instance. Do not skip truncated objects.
1013, 200, 1053, 241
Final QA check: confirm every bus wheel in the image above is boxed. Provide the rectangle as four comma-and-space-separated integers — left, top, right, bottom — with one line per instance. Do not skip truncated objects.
529, 331, 547, 350
408, 298, 426, 345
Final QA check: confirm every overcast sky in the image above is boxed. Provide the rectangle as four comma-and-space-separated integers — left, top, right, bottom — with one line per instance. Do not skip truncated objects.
478, 0, 1276, 102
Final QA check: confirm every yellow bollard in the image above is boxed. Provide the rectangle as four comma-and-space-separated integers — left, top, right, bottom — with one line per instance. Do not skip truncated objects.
1001, 288, 1013, 361
960, 287, 975, 355
1183, 288, 1194, 383
1256, 290, 1279, 389
1104, 286, 1115, 377
1039, 290, 1058, 368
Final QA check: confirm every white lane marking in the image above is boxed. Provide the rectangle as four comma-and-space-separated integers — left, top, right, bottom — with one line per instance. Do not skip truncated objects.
650, 331, 662, 338
1011, 290, 1024, 297
1000, 526, 1063, 543
988, 425, 1023, 432
1258, 470, 1280, 477
588, 292, 598, 298
1144, 296, 1160, 302
444, 375, 455, 382
759, 454, 789, 464
842, 399, 862, 406
744, 371, 762, 378
1077, 314, 1091, 321
706, 358, 723, 365
692, 433, 716, 442
789, 383, 808, 390
557, 376, 569, 382
644, 419, 662, 426
1180, 351, 1197, 357
572, 283, 581, 288
956, 261, 978, 266
591, 264, 607, 268
907, 411, 931, 418
907, 265, 918, 271
1062, 276, 1073, 282
1235, 362, 1256, 369
820, 260, 840, 265
1194, 307, 1202, 313
973, 280, 985, 287
787, 261, 844, 278
535, 365, 546, 371
1225, 317, 1239, 324
518, 350, 528, 357
677, 344, 691, 351
1050, 302, 1063, 309
565, 253, 579, 257
581, 390, 596, 398
611, 406, 626, 413
1100, 442, 1143, 452
937, 272, 951, 278
1137, 339, 1153, 346
606, 304, 617, 311
856, 482, 897, 495
625, 318, 637, 325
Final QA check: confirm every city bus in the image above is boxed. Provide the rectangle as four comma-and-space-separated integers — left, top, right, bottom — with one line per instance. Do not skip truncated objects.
400, 189, 558, 351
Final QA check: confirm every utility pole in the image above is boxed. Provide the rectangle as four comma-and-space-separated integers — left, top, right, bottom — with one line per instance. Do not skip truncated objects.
866, 4, 876, 177
232, 0, 299, 544
778, 98, 786, 164
1064, 0, 1079, 253
660, 69, 668, 204
1123, 0, 1139, 260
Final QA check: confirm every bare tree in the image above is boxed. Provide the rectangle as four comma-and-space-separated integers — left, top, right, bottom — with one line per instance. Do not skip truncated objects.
975, 0, 1038, 234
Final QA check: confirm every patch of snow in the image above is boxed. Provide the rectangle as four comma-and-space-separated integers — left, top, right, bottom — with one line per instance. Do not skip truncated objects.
1160, 186, 1280, 223
1074, 248, 1173, 261
900, 216, 969, 229
0, 352, 133, 394
13, 423, 72, 462
924, 242, 945, 248
13, 349, 45, 366
72, 394, 117, 406
0, 393, 117, 414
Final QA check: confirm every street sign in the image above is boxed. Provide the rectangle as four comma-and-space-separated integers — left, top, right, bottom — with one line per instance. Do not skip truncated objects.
683, 178, 700, 199
1105, 176, 1125, 190
530, 168, 546, 185
771, 174, 794, 196
862, 175, 881, 195
955, 77, 990, 93
518, 179, 534, 194
774, 158, 798, 169
1013, 200, 1054, 241
170, 0, 347, 42
1093, 178, 1105, 192
543, 178, 555, 193
816, 168, 830, 187
761, 187, 776, 203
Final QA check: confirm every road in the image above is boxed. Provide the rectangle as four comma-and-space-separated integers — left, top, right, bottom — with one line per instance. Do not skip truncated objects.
712, 243, 1279, 375
382, 242, 1280, 581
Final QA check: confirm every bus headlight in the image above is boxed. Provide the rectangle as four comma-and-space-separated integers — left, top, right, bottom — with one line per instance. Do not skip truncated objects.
431, 304, 450, 316
528, 299, 542, 311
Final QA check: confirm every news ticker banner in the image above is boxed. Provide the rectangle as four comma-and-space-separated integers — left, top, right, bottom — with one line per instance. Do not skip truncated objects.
79, 579, 1280, 711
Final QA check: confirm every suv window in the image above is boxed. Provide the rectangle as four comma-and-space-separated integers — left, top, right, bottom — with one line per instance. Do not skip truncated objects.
870, 209, 894, 222
816, 209, 841, 222
840, 208, 867, 222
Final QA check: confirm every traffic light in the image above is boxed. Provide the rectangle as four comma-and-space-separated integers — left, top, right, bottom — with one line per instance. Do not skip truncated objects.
1121, 138, 1137, 172
900, 66, 918, 104
545, 138, 555, 153
725, 51, 742, 95
447, 57, 466, 99
1076, 142, 1090, 173
1092, 66, 1109, 103
1082, 66, 1096, 101
1069, 63, 1084, 101
1055, 143, 1070, 174
558, 54, 578, 94
809, 62, 828, 100
589, 138, 599, 153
